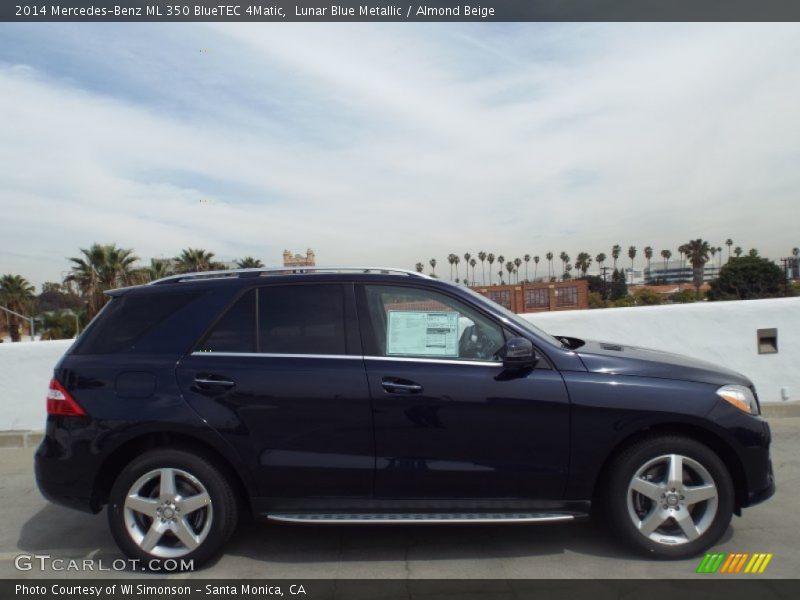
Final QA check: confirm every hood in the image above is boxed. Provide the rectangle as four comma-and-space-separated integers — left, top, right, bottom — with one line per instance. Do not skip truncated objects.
575, 340, 752, 387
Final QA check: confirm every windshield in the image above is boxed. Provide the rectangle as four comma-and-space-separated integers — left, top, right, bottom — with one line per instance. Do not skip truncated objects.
459, 286, 566, 348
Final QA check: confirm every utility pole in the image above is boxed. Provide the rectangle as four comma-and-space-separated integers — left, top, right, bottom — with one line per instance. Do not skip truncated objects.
600, 266, 610, 300
0, 305, 35, 341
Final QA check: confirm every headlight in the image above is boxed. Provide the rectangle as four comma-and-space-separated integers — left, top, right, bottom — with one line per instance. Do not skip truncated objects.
716, 384, 759, 415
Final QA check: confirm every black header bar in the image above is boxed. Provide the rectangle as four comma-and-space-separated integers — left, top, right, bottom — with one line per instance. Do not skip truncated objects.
3, 1, 800, 22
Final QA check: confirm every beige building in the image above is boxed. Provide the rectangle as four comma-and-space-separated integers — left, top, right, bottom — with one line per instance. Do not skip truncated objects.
283, 249, 316, 268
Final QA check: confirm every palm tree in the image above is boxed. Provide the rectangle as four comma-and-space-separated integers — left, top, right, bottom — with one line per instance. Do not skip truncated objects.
660, 249, 672, 282
454, 255, 461, 282
734, 246, 743, 258
446, 254, 456, 281
575, 252, 592, 277
523, 254, 531, 281
415, 262, 424, 273
644, 246, 653, 275
497, 256, 505, 282
175, 248, 225, 274
559, 252, 567, 277
595, 253, 606, 274
628, 246, 637, 277
717, 247, 723, 270
429, 258, 437, 276
546, 252, 554, 279
611, 244, 621, 270
684, 239, 711, 296
147, 258, 174, 282
513, 258, 522, 283
726, 238, 733, 261
464, 253, 472, 279
487, 253, 495, 284
235, 256, 264, 269
505, 261, 515, 283
469, 258, 477, 284
478, 251, 487, 284
677, 243, 690, 289
67, 243, 139, 318
0, 274, 35, 341
533, 255, 540, 280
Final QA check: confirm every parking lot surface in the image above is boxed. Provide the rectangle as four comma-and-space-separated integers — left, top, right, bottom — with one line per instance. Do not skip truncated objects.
1, 418, 797, 579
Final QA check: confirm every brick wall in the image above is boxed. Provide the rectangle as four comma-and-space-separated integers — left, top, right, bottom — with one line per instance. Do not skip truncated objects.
472, 280, 589, 313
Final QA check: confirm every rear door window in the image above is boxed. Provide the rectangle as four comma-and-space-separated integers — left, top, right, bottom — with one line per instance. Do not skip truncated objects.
197, 290, 257, 353
258, 284, 347, 355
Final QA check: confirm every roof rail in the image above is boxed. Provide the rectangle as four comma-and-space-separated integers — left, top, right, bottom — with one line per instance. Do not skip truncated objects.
149, 267, 430, 285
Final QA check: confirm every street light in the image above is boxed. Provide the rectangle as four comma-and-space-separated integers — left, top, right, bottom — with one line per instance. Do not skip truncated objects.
63, 309, 81, 338
0, 305, 35, 341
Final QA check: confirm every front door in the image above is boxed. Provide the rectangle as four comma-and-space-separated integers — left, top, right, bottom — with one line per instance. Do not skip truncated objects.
357, 283, 570, 500
176, 283, 373, 499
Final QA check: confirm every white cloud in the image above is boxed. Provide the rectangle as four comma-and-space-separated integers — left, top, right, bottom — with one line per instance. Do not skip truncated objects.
0, 23, 799, 287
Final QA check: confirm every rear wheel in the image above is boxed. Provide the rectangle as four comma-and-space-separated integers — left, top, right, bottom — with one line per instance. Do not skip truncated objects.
602, 435, 734, 558
107, 448, 238, 570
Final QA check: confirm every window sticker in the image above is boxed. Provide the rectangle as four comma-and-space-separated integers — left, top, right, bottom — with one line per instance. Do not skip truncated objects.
386, 310, 459, 357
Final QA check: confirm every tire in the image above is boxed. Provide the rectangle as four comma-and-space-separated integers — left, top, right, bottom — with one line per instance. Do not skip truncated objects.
107, 448, 238, 570
602, 435, 734, 559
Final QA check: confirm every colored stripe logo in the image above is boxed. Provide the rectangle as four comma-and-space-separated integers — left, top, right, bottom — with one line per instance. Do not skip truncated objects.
697, 552, 773, 574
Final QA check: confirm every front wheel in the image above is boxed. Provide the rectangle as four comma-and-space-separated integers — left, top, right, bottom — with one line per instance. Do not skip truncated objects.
603, 436, 734, 559
107, 448, 238, 570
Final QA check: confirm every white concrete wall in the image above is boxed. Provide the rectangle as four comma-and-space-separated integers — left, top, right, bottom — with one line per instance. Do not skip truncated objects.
0, 298, 797, 431
523, 297, 800, 405
0, 339, 72, 430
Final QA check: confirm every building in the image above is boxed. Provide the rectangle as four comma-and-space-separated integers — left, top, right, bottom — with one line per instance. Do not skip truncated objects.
472, 280, 589, 313
644, 260, 719, 285
283, 249, 316, 268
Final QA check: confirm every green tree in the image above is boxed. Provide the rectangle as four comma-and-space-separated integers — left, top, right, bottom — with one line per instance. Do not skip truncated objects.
628, 245, 637, 274
235, 256, 264, 269
478, 251, 487, 284
487, 253, 495, 284
708, 256, 787, 300
0, 274, 35, 341
497, 256, 505, 281
611, 244, 621, 270
523, 254, 531, 281
734, 246, 743, 258
505, 260, 515, 283
726, 238, 733, 261
610, 268, 628, 301
683, 238, 711, 296
644, 246, 653, 273
415, 262, 424, 273
67, 243, 139, 318
469, 258, 477, 284
175, 248, 225, 274
146, 259, 174, 282
660, 249, 672, 283
513, 258, 522, 283
575, 252, 592, 277
533, 255, 540, 280
545, 252, 553, 279
429, 258, 437, 276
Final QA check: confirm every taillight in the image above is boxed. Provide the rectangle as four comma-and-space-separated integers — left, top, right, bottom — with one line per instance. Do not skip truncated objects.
47, 378, 86, 417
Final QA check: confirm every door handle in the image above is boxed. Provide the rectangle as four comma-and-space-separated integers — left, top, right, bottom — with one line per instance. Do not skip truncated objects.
194, 376, 236, 389
381, 378, 423, 394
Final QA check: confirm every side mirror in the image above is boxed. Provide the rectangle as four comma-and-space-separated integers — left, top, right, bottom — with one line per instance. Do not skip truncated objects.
501, 337, 536, 370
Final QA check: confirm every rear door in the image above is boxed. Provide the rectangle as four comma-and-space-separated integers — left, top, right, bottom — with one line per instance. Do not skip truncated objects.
176, 283, 374, 499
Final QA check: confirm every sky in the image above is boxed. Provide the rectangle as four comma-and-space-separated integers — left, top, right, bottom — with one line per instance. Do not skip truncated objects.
1, 23, 799, 287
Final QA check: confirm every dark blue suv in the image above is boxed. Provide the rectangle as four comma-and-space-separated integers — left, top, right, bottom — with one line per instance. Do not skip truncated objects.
35, 268, 774, 567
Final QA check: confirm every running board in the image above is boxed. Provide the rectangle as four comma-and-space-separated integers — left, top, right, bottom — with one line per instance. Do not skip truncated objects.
266, 512, 585, 524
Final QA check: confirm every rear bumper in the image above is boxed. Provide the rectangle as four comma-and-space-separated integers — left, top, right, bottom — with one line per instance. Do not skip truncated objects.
34, 420, 103, 514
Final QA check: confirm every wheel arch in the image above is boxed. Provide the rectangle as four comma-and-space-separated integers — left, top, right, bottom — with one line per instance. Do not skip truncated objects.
590, 422, 748, 515
92, 431, 254, 515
